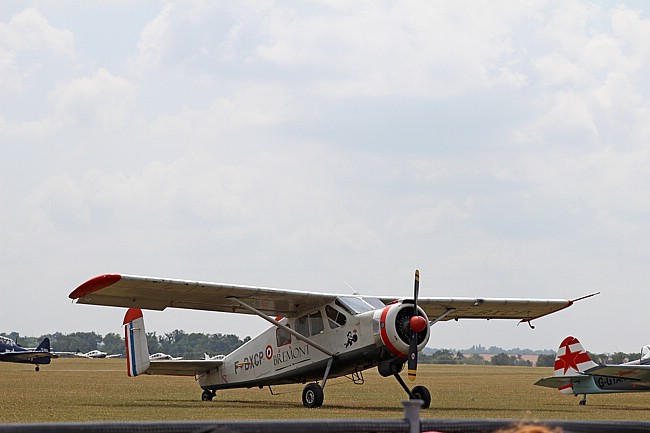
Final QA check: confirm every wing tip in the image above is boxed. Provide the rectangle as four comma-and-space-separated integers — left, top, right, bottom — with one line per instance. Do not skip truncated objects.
69, 274, 122, 299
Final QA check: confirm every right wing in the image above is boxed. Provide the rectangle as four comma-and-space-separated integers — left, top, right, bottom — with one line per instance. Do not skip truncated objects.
380, 297, 577, 323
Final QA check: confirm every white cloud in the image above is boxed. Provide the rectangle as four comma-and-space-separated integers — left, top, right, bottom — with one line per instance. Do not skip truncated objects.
0, 7, 74, 56
0, 8, 74, 93
49, 68, 137, 131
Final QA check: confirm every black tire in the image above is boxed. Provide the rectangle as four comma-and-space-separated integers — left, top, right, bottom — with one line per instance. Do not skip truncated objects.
201, 389, 215, 401
302, 383, 324, 408
410, 385, 431, 409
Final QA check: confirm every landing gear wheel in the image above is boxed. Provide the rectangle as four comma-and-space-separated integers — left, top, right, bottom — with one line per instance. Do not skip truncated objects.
410, 385, 431, 409
302, 383, 324, 408
201, 389, 215, 401
35, 366, 40, 372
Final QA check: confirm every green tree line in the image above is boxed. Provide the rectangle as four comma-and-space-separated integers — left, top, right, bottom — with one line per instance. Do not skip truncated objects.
1, 331, 249, 359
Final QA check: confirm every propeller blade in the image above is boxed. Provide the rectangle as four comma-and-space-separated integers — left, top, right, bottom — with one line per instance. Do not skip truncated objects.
407, 269, 420, 381
413, 269, 420, 310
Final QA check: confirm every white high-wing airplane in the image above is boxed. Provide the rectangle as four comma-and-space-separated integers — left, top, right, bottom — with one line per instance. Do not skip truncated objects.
76, 350, 121, 359
149, 352, 183, 360
69, 270, 595, 408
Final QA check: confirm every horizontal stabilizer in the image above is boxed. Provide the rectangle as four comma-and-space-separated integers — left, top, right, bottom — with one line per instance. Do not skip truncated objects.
534, 374, 588, 388
145, 359, 224, 376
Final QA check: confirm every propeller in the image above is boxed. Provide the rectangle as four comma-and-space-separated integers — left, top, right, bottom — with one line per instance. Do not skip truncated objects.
407, 269, 427, 381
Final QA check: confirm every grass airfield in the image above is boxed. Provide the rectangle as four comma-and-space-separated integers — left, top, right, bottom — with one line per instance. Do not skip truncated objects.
1, 359, 648, 423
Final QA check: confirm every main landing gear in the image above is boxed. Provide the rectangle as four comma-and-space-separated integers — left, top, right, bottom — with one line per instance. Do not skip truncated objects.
578, 394, 587, 405
393, 373, 431, 409
302, 383, 324, 408
378, 361, 431, 409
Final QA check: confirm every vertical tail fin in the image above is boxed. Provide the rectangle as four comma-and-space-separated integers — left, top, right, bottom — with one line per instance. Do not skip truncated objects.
123, 308, 151, 377
554, 336, 598, 394
36, 337, 51, 352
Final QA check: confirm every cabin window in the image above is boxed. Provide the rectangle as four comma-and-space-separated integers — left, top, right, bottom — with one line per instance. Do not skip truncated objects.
326, 305, 347, 328
295, 311, 325, 337
276, 326, 291, 347
296, 315, 309, 337
310, 310, 324, 335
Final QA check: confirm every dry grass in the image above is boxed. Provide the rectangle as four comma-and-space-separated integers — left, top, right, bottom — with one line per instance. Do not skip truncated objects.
1, 359, 648, 423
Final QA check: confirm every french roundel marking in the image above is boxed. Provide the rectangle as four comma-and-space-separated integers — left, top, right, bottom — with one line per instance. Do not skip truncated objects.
265, 345, 273, 360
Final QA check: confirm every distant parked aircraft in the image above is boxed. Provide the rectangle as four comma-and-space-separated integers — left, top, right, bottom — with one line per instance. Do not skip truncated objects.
150, 352, 183, 360
79, 349, 121, 358
535, 336, 650, 405
0, 335, 58, 371
56, 349, 121, 359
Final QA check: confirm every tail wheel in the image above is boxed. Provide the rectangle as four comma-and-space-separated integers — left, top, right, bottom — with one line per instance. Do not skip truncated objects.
201, 389, 215, 401
302, 383, 324, 408
410, 385, 431, 409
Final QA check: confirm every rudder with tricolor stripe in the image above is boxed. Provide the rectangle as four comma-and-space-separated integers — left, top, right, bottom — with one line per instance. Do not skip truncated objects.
123, 308, 151, 377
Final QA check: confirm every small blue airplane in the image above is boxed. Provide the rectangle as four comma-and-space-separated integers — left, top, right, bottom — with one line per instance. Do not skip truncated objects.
0, 335, 58, 371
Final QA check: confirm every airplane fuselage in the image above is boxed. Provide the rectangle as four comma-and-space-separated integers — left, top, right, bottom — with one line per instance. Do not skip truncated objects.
199, 301, 399, 391
569, 374, 650, 395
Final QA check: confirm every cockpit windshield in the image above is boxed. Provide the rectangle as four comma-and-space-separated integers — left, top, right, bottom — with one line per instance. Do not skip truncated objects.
642, 345, 650, 361
363, 297, 386, 309
0, 335, 16, 346
336, 296, 384, 315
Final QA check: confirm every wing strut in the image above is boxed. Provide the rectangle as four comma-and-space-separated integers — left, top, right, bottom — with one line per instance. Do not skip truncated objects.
429, 308, 456, 326
227, 297, 336, 357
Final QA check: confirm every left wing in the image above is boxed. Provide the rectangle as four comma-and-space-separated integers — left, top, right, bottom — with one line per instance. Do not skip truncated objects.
70, 274, 336, 317
585, 365, 650, 382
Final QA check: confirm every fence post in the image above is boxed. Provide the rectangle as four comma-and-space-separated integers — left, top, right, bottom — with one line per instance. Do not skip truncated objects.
402, 399, 422, 433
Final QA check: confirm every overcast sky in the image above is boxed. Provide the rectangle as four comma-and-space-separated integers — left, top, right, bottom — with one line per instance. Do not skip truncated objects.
2, 1, 650, 354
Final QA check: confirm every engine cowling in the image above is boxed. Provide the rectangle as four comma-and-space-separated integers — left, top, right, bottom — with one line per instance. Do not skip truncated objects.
375, 302, 430, 357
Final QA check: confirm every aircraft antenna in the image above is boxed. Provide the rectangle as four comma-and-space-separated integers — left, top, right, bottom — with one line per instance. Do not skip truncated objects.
343, 281, 360, 295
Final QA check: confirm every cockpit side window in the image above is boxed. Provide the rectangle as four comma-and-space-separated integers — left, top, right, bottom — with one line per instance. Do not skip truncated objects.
326, 305, 347, 328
